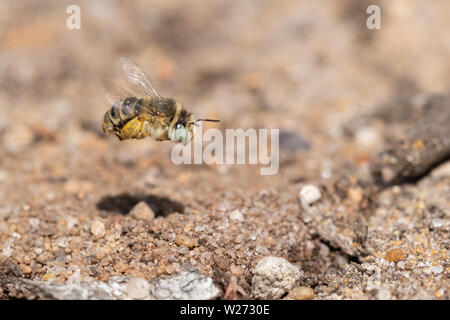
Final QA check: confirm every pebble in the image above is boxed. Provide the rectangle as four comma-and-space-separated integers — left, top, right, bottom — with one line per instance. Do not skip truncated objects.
42, 273, 57, 281
431, 265, 443, 274
175, 234, 198, 249
230, 265, 244, 277
299, 185, 321, 207
347, 187, 363, 204
2, 246, 13, 257
385, 248, 405, 262
65, 216, 78, 230
129, 201, 155, 222
178, 246, 189, 255
22, 265, 32, 275
284, 287, 314, 300
28, 218, 40, 228
431, 219, 443, 229
252, 256, 302, 299
114, 261, 128, 273
354, 126, 381, 148
126, 278, 150, 299
91, 220, 105, 239
229, 209, 244, 222
431, 160, 450, 177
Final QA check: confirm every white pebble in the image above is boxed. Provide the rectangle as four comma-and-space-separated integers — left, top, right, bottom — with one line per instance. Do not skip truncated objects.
252, 256, 302, 299
431, 219, 443, 229
66, 216, 78, 230
28, 218, 40, 228
355, 126, 381, 148
431, 265, 443, 274
229, 209, 244, 222
126, 278, 150, 300
91, 220, 105, 239
299, 185, 321, 207
2, 246, 13, 257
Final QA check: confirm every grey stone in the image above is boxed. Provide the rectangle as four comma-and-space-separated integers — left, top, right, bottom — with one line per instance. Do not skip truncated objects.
252, 256, 301, 299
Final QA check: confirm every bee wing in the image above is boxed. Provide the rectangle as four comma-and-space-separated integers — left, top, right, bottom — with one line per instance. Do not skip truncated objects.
103, 81, 133, 104
120, 57, 162, 99
105, 92, 120, 105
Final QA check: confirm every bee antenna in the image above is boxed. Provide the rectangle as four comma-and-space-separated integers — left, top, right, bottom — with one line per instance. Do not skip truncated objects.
195, 119, 220, 123
189, 119, 220, 127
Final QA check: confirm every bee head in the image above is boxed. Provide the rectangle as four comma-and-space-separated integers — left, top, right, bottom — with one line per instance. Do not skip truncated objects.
171, 111, 195, 145
170, 105, 220, 145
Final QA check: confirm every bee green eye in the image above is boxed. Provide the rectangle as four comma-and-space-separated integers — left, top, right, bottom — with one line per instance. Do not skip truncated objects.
175, 125, 188, 143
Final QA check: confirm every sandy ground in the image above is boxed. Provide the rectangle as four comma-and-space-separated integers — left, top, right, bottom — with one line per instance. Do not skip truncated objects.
0, 0, 449, 299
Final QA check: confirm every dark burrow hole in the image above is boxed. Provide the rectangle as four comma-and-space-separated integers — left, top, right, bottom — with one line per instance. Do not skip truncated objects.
96, 193, 184, 217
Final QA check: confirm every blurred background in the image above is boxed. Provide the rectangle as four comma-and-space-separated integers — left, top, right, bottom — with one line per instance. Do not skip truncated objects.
1, 0, 450, 163
2, 0, 450, 191
0, 0, 449, 298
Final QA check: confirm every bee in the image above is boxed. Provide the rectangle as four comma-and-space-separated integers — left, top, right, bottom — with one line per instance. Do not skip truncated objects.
103, 57, 219, 144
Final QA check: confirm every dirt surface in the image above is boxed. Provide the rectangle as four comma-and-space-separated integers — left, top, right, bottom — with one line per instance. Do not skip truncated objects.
0, 0, 449, 299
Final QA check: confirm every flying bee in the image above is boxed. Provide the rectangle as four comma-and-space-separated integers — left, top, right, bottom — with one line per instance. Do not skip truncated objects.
103, 57, 219, 144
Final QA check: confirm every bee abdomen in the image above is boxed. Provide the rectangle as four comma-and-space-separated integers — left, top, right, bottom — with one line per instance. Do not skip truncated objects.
107, 97, 143, 126
120, 97, 139, 119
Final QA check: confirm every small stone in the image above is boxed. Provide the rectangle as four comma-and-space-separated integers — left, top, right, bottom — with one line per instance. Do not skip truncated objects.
385, 248, 405, 262
423, 267, 432, 275
431, 219, 443, 229
217, 200, 234, 212
431, 265, 443, 274
230, 265, 244, 277
178, 246, 189, 255
91, 220, 105, 239
354, 126, 381, 148
28, 218, 40, 228
127, 278, 150, 299
431, 160, 450, 177
299, 185, 321, 207
165, 264, 176, 275
175, 234, 198, 249
284, 287, 314, 300
229, 209, 244, 222
252, 256, 302, 299
376, 288, 392, 300
66, 216, 78, 230
347, 187, 363, 204
22, 265, 32, 275
114, 261, 128, 274
2, 246, 13, 257
43, 273, 57, 281
214, 256, 230, 271
129, 201, 155, 222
